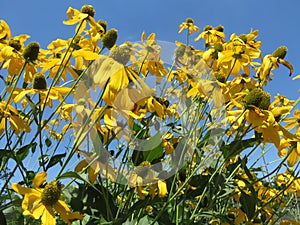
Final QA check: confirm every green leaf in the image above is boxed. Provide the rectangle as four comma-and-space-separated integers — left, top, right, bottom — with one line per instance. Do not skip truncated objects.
144, 144, 164, 163
15, 143, 33, 162
56, 171, 86, 182
221, 138, 258, 159
132, 132, 164, 164
46, 153, 66, 170
132, 122, 148, 139
240, 191, 257, 220
0, 150, 13, 159
45, 138, 52, 147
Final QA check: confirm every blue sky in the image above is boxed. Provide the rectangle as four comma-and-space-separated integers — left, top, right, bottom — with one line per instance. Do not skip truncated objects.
1, 0, 299, 99
1, 0, 300, 175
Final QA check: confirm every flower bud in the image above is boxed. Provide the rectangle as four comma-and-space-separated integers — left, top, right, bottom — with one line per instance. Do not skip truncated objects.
23, 42, 39, 61
80, 5, 95, 18
185, 18, 194, 24
175, 44, 186, 59
33, 73, 47, 89
272, 46, 288, 59
215, 25, 224, 32
98, 19, 107, 33
214, 73, 226, 83
102, 29, 118, 49
8, 39, 21, 51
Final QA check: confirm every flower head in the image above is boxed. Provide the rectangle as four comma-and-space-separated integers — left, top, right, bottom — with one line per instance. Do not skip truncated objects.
178, 18, 199, 35
12, 172, 83, 225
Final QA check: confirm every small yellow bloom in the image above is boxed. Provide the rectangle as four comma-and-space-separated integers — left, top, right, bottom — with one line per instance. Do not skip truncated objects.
194, 25, 225, 46
75, 150, 116, 182
0, 101, 31, 134
63, 6, 104, 35
178, 18, 199, 35
7, 73, 73, 108
12, 172, 83, 225
145, 205, 153, 214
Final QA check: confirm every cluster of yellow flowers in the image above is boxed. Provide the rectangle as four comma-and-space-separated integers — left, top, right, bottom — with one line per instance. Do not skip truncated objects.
0, 5, 299, 225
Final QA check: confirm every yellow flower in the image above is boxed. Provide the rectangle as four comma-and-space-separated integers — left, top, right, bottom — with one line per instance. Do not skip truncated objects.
134, 32, 168, 81
93, 43, 140, 106
145, 205, 153, 214
194, 25, 225, 46
63, 6, 104, 35
256, 46, 293, 86
284, 109, 300, 133
245, 106, 281, 148
12, 172, 83, 225
75, 150, 116, 182
0, 19, 12, 40
285, 139, 300, 167
0, 101, 31, 134
178, 18, 199, 35
8, 73, 73, 108
218, 35, 260, 76
276, 170, 300, 194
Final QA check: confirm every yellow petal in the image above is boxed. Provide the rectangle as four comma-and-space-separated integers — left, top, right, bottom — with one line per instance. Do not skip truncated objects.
33, 172, 47, 188
287, 148, 300, 167
292, 74, 300, 80
22, 192, 41, 210
55, 200, 84, 223
158, 180, 168, 198
75, 160, 88, 172
41, 205, 56, 225
12, 183, 35, 195
24, 203, 45, 219
72, 49, 100, 60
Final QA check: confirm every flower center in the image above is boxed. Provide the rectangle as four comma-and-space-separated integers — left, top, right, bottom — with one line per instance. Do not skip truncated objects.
41, 181, 62, 206
33, 73, 47, 89
109, 44, 131, 65
243, 88, 270, 110
23, 42, 40, 61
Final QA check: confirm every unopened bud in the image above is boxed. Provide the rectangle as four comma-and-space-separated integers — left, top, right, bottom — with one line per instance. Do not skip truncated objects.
102, 29, 118, 49
23, 42, 39, 61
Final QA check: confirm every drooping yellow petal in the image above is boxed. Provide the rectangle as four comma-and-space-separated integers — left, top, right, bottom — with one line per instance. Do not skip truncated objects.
158, 180, 168, 198
55, 200, 84, 224
41, 205, 56, 225
287, 148, 300, 167
74, 160, 88, 172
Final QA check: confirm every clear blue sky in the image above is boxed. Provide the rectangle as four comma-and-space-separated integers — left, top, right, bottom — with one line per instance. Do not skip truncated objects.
1, 0, 299, 99
1, 1, 300, 174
